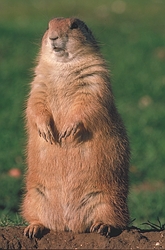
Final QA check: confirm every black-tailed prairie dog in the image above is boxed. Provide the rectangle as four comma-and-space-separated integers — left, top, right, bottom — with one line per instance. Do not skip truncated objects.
22, 17, 130, 238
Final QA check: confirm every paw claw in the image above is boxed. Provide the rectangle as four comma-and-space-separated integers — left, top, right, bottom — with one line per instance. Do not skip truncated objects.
59, 122, 83, 142
59, 128, 71, 143
38, 126, 55, 144
24, 224, 45, 238
90, 222, 112, 236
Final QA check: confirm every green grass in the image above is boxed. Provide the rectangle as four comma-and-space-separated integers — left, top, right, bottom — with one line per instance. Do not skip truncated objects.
0, 0, 165, 229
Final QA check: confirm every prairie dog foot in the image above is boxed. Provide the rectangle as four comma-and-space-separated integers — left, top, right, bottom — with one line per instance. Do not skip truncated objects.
90, 222, 112, 236
24, 223, 45, 238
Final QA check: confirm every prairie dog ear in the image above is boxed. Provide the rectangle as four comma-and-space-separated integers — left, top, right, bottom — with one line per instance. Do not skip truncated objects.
70, 20, 79, 30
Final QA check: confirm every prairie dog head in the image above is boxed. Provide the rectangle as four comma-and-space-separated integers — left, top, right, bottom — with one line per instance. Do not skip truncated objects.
41, 17, 99, 63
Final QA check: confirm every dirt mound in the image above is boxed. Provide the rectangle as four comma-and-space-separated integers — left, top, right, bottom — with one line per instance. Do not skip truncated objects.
0, 226, 164, 249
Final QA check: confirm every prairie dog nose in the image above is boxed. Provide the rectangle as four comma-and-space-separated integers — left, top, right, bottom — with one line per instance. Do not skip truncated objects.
49, 29, 59, 41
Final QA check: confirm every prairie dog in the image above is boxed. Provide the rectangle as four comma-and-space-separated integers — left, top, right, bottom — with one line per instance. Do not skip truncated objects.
22, 17, 130, 238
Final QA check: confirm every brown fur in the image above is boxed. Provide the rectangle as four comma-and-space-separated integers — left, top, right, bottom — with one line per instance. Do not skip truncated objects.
22, 17, 130, 238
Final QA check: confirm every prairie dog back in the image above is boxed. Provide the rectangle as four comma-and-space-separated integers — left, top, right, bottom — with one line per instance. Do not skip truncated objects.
22, 17, 130, 238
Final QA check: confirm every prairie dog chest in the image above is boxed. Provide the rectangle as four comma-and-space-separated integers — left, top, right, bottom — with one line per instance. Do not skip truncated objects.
46, 64, 88, 111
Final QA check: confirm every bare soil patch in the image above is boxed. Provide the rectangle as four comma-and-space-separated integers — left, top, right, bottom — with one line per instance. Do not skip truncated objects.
0, 226, 164, 249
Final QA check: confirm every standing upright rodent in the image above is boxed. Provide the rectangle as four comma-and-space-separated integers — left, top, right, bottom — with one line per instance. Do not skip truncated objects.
22, 17, 130, 238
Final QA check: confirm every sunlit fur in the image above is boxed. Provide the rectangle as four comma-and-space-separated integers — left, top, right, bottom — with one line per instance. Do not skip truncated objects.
22, 17, 130, 237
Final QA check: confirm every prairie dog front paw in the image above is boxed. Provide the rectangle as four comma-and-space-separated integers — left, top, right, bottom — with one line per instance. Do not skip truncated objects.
59, 121, 84, 143
36, 114, 55, 144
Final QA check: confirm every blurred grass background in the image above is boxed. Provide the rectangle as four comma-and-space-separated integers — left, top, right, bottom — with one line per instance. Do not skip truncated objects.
0, 0, 165, 229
